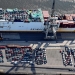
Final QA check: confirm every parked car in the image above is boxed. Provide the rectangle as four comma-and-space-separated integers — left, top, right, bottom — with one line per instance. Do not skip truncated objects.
69, 69, 73, 71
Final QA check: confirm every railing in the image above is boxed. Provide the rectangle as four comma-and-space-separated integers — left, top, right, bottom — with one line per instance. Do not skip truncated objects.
0, 45, 32, 49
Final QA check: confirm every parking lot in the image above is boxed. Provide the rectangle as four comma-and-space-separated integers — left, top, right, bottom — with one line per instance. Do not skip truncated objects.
0, 49, 62, 68
0, 46, 63, 67
34, 48, 47, 65
60, 46, 75, 67
0, 45, 46, 65
5, 46, 33, 64
46, 49, 63, 66
0, 45, 75, 68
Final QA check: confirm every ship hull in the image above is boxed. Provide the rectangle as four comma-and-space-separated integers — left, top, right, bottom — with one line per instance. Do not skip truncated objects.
0, 31, 75, 41
1, 32, 54, 41
56, 32, 75, 40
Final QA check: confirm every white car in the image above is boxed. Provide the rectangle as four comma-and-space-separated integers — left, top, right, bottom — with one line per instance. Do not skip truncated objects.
29, 61, 34, 65
11, 61, 14, 64
14, 61, 18, 65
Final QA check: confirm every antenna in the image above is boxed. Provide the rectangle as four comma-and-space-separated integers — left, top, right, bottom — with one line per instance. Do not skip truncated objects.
51, 0, 55, 17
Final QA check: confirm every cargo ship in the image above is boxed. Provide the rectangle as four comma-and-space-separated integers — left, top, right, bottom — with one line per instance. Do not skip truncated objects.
0, 0, 75, 41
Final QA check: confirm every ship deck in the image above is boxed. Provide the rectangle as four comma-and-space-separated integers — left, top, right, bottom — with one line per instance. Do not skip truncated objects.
0, 30, 43, 32
0, 31, 75, 41
57, 28, 75, 32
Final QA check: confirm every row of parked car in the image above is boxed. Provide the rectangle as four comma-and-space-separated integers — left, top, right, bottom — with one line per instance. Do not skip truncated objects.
60, 46, 73, 66
0, 50, 3, 63
5, 47, 47, 65
21, 48, 33, 64
60, 46, 75, 67
5, 47, 32, 62
35, 48, 47, 65
62, 51, 73, 66
65, 46, 75, 66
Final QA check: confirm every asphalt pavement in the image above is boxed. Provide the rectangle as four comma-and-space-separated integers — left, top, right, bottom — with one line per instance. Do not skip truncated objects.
0, 66, 75, 74
0, 40, 75, 74
0, 48, 74, 74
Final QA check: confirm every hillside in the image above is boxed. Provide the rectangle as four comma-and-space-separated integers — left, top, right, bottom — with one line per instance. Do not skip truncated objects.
0, 0, 75, 14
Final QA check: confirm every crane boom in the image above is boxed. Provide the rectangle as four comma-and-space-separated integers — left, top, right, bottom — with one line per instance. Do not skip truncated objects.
51, 0, 55, 17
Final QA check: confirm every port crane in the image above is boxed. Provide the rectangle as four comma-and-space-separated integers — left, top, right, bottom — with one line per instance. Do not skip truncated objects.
45, 0, 60, 40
